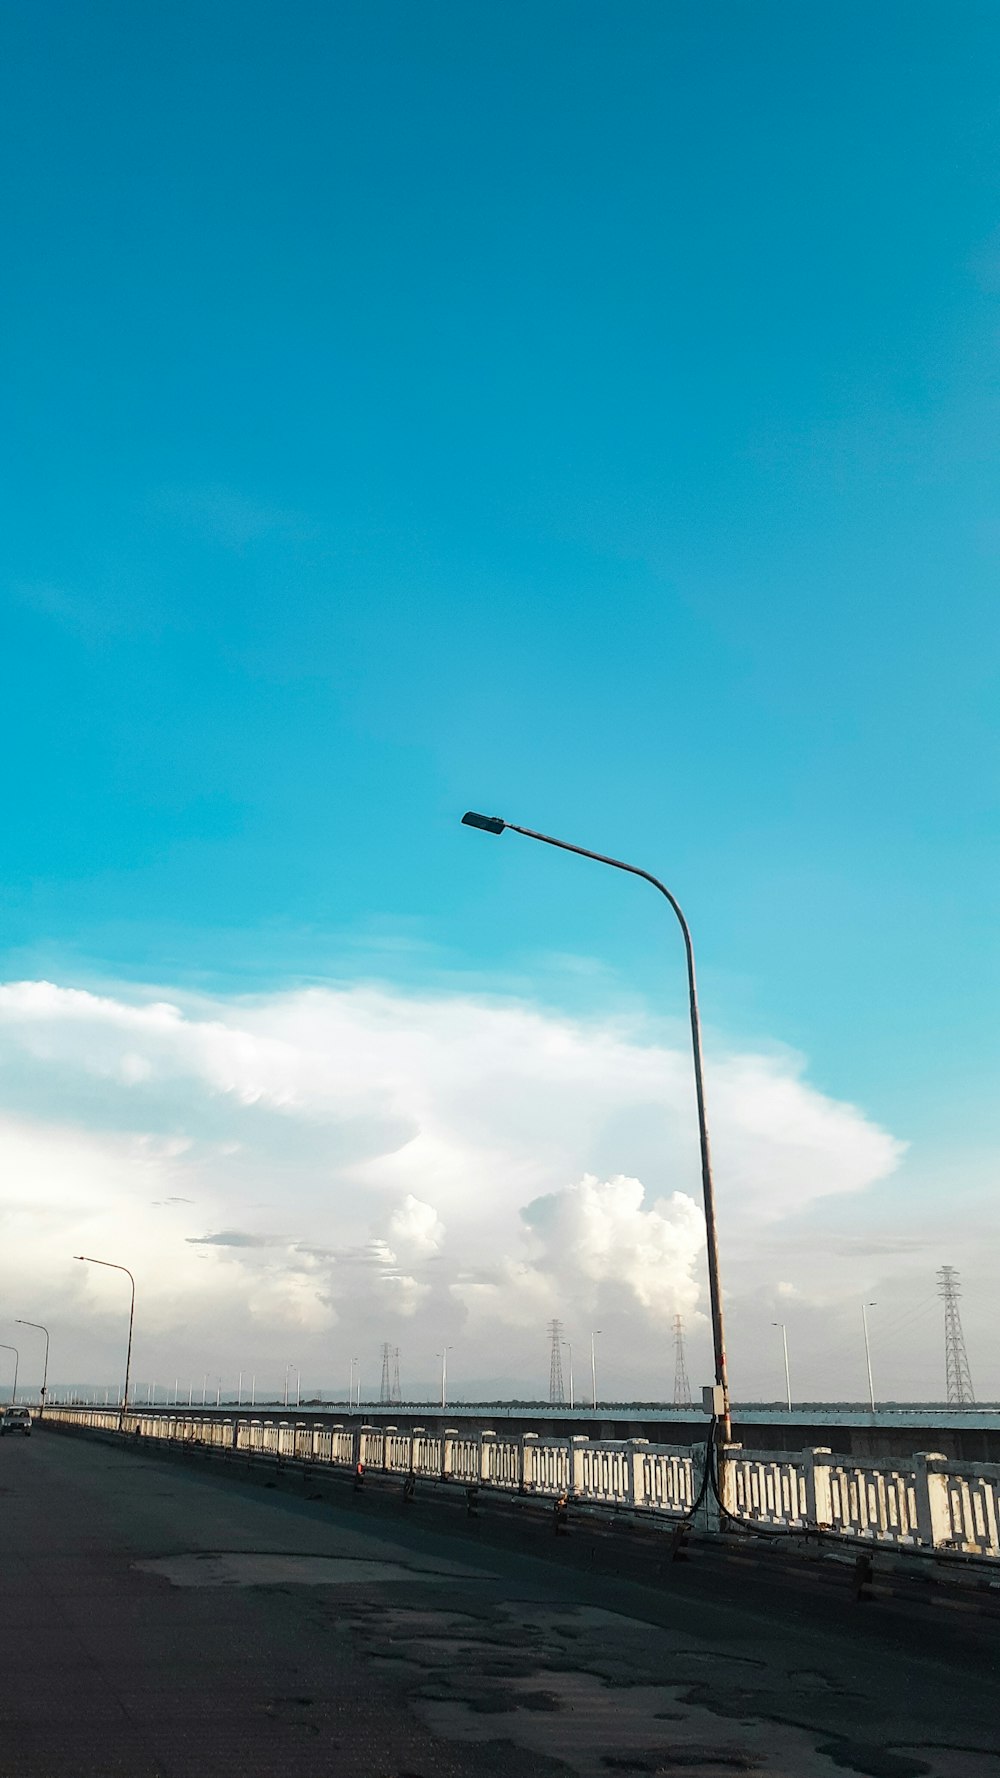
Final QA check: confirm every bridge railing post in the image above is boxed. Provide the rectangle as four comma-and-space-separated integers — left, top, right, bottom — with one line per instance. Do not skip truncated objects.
442, 1427, 458, 1481
804, 1446, 833, 1528
627, 1438, 648, 1508
521, 1432, 538, 1492
914, 1452, 951, 1549
704, 1442, 742, 1533
480, 1430, 496, 1484
570, 1435, 588, 1499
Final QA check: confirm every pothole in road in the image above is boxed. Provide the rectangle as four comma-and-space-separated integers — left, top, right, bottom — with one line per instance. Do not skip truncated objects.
134, 1552, 483, 1588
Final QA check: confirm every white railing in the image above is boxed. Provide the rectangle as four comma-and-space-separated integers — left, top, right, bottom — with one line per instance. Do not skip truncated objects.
826, 1457, 919, 1545
638, 1445, 699, 1514
39, 1409, 1000, 1560
725, 1452, 809, 1528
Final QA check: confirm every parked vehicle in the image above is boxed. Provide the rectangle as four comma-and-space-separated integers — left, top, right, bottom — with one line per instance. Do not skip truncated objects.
0, 1407, 31, 1436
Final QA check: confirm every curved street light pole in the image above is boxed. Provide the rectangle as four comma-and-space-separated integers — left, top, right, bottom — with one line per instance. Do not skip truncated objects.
772, 1321, 791, 1411
0, 1343, 19, 1405
437, 1346, 452, 1409
861, 1301, 877, 1413
590, 1329, 601, 1410
462, 811, 732, 1440
73, 1256, 135, 1422
15, 1321, 49, 1417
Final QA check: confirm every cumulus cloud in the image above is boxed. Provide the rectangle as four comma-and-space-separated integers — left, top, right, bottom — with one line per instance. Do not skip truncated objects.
388, 1195, 445, 1256
521, 1175, 704, 1322
0, 976, 907, 1395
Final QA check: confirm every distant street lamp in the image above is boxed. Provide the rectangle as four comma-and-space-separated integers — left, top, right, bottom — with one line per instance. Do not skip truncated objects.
73, 1256, 135, 1419
462, 811, 731, 1441
349, 1357, 359, 1409
15, 1321, 49, 1418
861, 1301, 877, 1413
590, 1330, 602, 1410
284, 1363, 300, 1409
0, 1344, 19, 1406
772, 1322, 791, 1411
437, 1346, 453, 1409
563, 1341, 575, 1410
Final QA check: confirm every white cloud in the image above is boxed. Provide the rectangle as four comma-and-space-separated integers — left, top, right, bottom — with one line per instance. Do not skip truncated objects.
387, 1194, 445, 1257
0, 977, 910, 1398
521, 1174, 704, 1322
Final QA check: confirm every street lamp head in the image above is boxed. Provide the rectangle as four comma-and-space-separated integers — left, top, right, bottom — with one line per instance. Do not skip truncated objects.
461, 811, 506, 835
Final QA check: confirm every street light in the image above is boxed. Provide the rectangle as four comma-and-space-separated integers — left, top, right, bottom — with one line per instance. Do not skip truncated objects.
284, 1363, 300, 1409
0, 1344, 19, 1406
73, 1256, 135, 1419
861, 1301, 877, 1413
462, 810, 732, 1440
15, 1321, 49, 1418
562, 1340, 575, 1410
437, 1346, 453, 1409
349, 1357, 359, 1409
772, 1322, 791, 1411
590, 1329, 602, 1410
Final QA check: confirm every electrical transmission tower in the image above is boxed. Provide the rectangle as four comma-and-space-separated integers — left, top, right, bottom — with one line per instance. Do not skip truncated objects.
547, 1318, 565, 1405
379, 1342, 392, 1405
672, 1313, 692, 1407
937, 1267, 975, 1405
391, 1346, 401, 1405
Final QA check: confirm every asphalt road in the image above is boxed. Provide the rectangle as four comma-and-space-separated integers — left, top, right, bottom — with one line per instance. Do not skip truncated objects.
1, 1426, 998, 1778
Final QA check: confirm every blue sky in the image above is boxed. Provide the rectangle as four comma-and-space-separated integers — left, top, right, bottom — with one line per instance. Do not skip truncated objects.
0, 4, 997, 1397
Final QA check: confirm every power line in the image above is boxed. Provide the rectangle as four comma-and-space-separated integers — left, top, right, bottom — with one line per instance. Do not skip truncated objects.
869, 1297, 938, 1347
